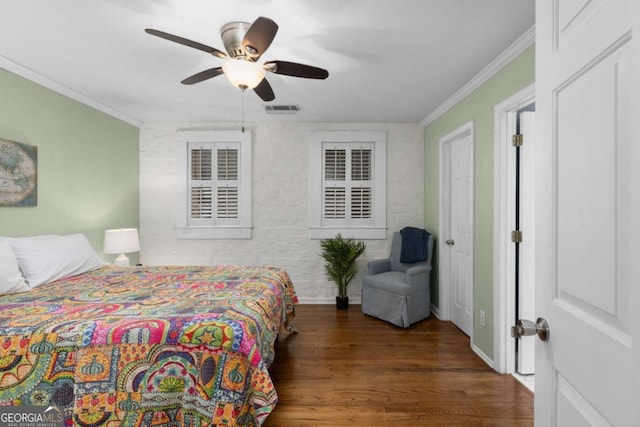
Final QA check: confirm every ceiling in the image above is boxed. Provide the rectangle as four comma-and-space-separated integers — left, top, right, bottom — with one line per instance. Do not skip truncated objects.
0, 0, 535, 126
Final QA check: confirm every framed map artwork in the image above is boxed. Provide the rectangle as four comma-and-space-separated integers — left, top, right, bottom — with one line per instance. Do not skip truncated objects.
0, 138, 37, 206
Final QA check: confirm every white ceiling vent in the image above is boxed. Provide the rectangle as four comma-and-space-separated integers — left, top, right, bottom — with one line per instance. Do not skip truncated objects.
265, 105, 300, 114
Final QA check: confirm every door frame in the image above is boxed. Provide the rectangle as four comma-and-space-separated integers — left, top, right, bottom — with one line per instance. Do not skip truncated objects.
492, 84, 535, 374
438, 121, 474, 340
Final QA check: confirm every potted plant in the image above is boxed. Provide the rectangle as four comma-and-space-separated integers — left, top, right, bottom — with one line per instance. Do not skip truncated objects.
320, 233, 366, 309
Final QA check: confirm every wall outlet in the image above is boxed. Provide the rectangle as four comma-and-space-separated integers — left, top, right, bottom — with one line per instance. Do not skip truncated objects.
479, 310, 486, 327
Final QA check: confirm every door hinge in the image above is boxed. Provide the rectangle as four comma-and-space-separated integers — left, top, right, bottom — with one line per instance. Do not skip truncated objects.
512, 134, 523, 147
511, 230, 523, 243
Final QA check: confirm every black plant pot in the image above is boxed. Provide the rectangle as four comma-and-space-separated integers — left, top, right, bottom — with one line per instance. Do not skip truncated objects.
336, 296, 349, 310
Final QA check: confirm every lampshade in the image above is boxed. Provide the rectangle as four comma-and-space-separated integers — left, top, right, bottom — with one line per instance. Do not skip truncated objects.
103, 228, 140, 267
222, 59, 265, 90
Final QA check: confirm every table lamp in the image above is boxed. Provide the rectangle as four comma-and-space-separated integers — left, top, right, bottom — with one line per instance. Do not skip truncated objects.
103, 228, 140, 266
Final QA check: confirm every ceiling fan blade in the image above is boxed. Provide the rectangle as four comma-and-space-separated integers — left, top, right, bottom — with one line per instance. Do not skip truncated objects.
264, 61, 329, 79
242, 17, 278, 60
145, 28, 228, 59
253, 78, 275, 102
181, 67, 224, 85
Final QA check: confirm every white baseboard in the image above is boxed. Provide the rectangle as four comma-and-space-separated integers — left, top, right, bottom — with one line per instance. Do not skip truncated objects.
471, 342, 494, 369
296, 297, 362, 305
430, 303, 441, 319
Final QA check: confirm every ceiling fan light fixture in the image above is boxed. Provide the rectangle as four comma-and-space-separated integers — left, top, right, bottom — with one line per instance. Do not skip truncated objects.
146, 16, 328, 101
222, 59, 265, 90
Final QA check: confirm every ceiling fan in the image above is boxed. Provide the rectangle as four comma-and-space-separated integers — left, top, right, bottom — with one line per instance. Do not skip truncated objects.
145, 17, 329, 102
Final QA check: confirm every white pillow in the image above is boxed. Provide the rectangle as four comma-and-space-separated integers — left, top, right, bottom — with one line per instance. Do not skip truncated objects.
9, 233, 103, 288
0, 238, 30, 295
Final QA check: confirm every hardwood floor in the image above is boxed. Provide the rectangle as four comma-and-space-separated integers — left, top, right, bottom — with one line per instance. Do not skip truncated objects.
264, 304, 533, 427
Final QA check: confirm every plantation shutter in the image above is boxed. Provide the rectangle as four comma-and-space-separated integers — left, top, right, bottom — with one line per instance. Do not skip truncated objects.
322, 143, 374, 226
216, 147, 239, 220
350, 148, 372, 220
188, 142, 240, 226
323, 148, 346, 219
189, 145, 213, 222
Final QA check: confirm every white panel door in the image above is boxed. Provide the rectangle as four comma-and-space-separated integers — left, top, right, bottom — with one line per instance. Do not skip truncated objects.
535, 0, 640, 425
517, 112, 535, 375
449, 133, 473, 337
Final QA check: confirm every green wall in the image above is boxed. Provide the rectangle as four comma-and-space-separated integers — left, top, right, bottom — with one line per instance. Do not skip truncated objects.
0, 68, 139, 262
423, 46, 535, 358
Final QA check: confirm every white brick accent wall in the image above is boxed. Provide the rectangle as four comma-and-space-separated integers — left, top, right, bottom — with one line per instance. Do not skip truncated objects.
139, 122, 424, 303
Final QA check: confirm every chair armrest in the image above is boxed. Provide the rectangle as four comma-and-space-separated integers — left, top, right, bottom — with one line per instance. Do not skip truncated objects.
367, 258, 392, 275
405, 265, 432, 288
406, 265, 431, 277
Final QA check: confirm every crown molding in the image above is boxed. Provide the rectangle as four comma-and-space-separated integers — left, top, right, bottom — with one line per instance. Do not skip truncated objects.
421, 25, 535, 128
0, 56, 142, 128
1, 25, 535, 130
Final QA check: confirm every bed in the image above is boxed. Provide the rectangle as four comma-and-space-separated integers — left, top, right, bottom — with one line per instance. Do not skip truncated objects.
0, 235, 298, 427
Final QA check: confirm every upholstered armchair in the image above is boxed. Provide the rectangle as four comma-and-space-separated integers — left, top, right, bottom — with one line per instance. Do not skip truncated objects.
361, 230, 434, 328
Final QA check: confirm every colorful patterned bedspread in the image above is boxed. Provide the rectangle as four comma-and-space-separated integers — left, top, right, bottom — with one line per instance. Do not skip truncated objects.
0, 265, 298, 426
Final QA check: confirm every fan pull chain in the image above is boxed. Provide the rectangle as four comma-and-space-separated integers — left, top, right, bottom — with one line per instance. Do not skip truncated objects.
241, 92, 245, 133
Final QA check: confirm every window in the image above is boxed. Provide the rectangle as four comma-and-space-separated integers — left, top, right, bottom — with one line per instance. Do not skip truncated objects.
176, 130, 252, 239
309, 131, 386, 239
322, 145, 373, 224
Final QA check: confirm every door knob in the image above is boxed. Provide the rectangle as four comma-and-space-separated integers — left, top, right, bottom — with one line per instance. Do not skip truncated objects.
511, 317, 549, 341
445, 239, 455, 245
